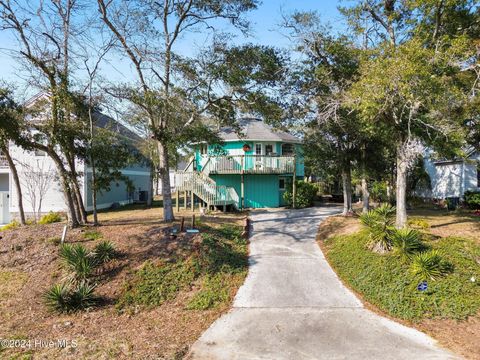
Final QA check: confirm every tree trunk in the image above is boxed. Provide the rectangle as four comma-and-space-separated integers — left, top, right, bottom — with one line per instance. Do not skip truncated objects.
396, 146, 408, 228
361, 146, 369, 213
157, 141, 174, 221
48, 151, 79, 228
341, 165, 353, 216
67, 156, 87, 224
91, 158, 99, 226
147, 162, 154, 206
361, 177, 370, 213
2, 145, 26, 225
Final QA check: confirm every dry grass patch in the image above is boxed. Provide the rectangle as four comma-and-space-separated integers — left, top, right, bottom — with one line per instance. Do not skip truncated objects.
0, 271, 28, 303
408, 209, 480, 243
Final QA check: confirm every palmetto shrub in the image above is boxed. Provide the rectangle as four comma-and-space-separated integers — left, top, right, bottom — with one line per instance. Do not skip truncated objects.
411, 250, 452, 281
93, 241, 117, 264
44, 283, 70, 312
44, 282, 97, 313
59, 244, 99, 281
360, 204, 396, 253
389, 228, 424, 260
69, 282, 98, 310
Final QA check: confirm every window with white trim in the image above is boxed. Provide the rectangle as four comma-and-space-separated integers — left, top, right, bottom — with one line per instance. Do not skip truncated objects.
281, 143, 294, 156
279, 178, 286, 190
255, 143, 262, 155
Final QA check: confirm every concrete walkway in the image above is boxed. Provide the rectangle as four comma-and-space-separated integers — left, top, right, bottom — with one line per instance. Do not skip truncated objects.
189, 207, 458, 360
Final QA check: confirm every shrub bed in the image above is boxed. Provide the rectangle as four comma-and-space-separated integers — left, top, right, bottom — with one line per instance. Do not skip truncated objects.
283, 180, 318, 208
323, 231, 480, 320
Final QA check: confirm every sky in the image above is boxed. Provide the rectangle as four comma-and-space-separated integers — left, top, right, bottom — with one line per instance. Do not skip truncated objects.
0, 0, 349, 98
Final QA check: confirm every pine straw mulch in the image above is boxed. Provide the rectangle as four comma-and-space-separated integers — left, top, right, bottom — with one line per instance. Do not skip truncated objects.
0, 207, 247, 360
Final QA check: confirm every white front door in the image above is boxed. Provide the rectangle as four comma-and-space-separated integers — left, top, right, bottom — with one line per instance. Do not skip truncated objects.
0, 192, 10, 224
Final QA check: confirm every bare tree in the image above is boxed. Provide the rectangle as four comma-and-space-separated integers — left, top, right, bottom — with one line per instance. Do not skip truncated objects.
20, 160, 57, 221
96, 0, 260, 222
0, 0, 89, 227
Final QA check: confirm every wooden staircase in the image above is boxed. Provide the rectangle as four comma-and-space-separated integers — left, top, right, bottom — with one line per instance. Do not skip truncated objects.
174, 170, 239, 210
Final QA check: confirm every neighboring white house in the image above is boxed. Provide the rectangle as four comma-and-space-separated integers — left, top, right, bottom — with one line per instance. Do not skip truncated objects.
419, 148, 480, 199
0, 93, 151, 224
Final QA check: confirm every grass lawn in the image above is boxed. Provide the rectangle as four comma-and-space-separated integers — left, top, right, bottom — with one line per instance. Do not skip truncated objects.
0, 204, 248, 359
318, 208, 480, 359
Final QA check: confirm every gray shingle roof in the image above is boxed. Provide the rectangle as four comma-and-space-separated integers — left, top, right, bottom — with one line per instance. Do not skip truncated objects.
218, 118, 301, 143
92, 111, 141, 142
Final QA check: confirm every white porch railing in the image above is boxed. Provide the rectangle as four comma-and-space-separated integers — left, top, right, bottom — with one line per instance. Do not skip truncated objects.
200, 155, 295, 175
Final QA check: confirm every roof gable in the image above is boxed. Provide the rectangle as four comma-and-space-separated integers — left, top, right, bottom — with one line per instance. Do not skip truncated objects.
218, 118, 301, 143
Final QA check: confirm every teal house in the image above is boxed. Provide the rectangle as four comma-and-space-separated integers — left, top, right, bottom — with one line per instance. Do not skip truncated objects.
176, 118, 303, 209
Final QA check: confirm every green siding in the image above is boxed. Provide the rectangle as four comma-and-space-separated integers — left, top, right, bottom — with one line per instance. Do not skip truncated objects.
210, 175, 242, 201
211, 174, 280, 208
245, 175, 279, 208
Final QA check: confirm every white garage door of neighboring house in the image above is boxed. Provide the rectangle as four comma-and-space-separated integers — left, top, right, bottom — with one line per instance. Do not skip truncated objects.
0, 192, 10, 225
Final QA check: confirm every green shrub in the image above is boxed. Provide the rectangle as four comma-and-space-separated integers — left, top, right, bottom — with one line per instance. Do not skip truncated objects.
44, 281, 97, 313
389, 228, 424, 260
69, 282, 98, 310
0, 219, 20, 231
359, 204, 396, 253
59, 244, 98, 281
464, 190, 480, 209
411, 250, 452, 281
38, 212, 62, 224
283, 180, 317, 208
93, 241, 117, 264
44, 283, 70, 312
370, 181, 388, 203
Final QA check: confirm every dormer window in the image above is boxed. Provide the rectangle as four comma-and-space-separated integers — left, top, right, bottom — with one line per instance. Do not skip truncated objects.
199, 143, 208, 155
282, 143, 294, 156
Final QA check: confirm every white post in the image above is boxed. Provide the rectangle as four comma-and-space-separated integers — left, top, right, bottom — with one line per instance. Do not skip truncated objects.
61, 225, 68, 244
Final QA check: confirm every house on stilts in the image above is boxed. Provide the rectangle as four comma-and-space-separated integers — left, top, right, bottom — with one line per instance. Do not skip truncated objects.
175, 118, 304, 210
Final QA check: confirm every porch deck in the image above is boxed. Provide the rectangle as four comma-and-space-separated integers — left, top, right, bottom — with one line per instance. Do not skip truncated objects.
199, 155, 296, 175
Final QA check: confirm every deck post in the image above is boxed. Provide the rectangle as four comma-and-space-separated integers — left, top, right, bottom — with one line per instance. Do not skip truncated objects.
191, 191, 194, 211
184, 190, 187, 209
292, 151, 297, 209
240, 156, 245, 210
176, 190, 179, 212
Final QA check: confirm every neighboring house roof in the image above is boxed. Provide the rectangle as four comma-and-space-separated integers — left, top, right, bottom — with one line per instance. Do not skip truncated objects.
218, 118, 302, 144
24, 92, 141, 142
432, 148, 479, 165
92, 111, 141, 142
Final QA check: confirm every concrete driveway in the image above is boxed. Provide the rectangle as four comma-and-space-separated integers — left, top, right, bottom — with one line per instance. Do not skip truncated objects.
189, 206, 458, 360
